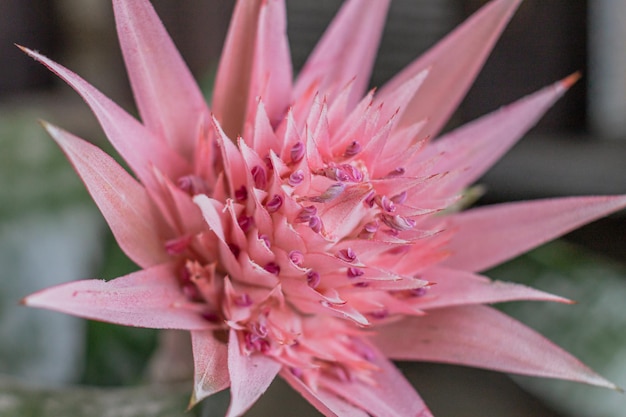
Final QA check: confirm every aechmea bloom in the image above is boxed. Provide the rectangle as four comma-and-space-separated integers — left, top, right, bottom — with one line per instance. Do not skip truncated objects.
21, 0, 626, 415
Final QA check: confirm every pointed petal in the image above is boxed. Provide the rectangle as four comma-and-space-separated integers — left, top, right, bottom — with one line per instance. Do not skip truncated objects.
293, 0, 392, 108
414, 266, 570, 310
113, 0, 208, 160
378, 0, 521, 137
23, 264, 212, 330
213, 0, 264, 139
21, 47, 191, 185
280, 370, 369, 417
322, 341, 433, 417
369, 305, 617, 389
443, 195, 626, 272
189, 330, 230, 407
422, 75, 577, 195
226, 329, 281, 417
249, 0, 293, 126
43, 123, 168, 267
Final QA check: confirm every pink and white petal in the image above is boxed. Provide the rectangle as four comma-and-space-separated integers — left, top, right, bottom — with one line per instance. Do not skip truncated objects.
250, 0, 292, 127
23, 263, 212, 330
213, 0, 264, 139
421, 75, 577, 196
113, 0, 208, 160
443, 195, 626, 272
413, 266, 570, 309
281, 370, 369, 417
378, 0, 521, 137
370, 305, 617, 389
226, 329, 281, 417
189, 330, 230, 407
293, 0, 392, 108
322, 340, 433, 417
43, 123, 168, 268
21, 47, 190, 186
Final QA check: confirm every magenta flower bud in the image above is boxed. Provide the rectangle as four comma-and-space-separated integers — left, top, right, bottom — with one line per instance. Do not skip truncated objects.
290, 141, 305, 163
251, 165, 267, 189
266, 194, 283, 213
337, 247, 357, 263
289, 169, 304, 186
343, 141, 361, 157
234, 185, 248, 202
289, 250, 304, 266
306, 270, 321, 289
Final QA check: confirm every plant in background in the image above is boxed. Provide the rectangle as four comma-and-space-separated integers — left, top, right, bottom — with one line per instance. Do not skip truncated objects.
21, 0, 625, 415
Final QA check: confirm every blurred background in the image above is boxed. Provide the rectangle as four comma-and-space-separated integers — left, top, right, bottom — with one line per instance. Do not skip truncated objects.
1, 0, 625, 416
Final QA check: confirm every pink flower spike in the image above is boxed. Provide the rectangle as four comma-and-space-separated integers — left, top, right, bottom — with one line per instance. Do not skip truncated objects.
226, 329, 281, 417
379, 0, 521, 136
189, 330, 230, 408
23, 264, 212, 330
213, 0, 264, 139
444, 195, 626, 272
370, 305, 618, 389
113, 0, 208, 160
42, 122, 168, 268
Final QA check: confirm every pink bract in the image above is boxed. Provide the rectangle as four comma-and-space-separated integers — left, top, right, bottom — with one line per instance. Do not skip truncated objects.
22, 0, 626, 416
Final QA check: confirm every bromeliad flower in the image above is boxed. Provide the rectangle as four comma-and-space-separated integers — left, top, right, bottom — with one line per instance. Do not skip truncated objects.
21, 0, 626, 415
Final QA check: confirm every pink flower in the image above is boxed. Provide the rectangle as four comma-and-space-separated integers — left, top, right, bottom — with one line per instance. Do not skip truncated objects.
21, 0, 626, 415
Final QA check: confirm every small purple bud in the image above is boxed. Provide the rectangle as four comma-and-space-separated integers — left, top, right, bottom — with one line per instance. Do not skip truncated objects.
296, 206, 317, 223
234, 185, 248, 202
177, 175, 208, 195
308, 215, 322, 233
385, 167, 405, 177
353, 281, 369, 288
264, 262, 280, 275
306, 270, 321, 288
289, 250, 304, 266
370, 309, 389, 319
343, 141, 361, 157
337, 247, 357, 263
289, 169, 304, 186
390, 191, 407, 204
237, 214, 254, 233
347, 267, 364, 278
410, 287, 428, 297
290, 141, 305, 163
251, 165, 267, 189
377, 195, 396, 213
266, 194, 283, 213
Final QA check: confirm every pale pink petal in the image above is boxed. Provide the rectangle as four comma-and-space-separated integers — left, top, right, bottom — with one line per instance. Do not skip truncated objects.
322, 340, 433, 417
22, 264, 212, 330
249, 0, 293, 127
421, 75, 577, 195
293, 0, 392, 108
113, 0, 209, 160
20, 47, 190, 186
226, 329, 281, 417
280, 370, 369, 417
414, 266, 570, 309
378, 0, 521, 137
443, 195, 626, 272
213, 0, 264, 139
43, 123, 168, 268
189, 330, 230, 407
369, 305, 617, 389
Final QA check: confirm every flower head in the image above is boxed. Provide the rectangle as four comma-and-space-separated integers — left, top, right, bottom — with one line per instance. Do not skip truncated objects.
22, 0, 626, 416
